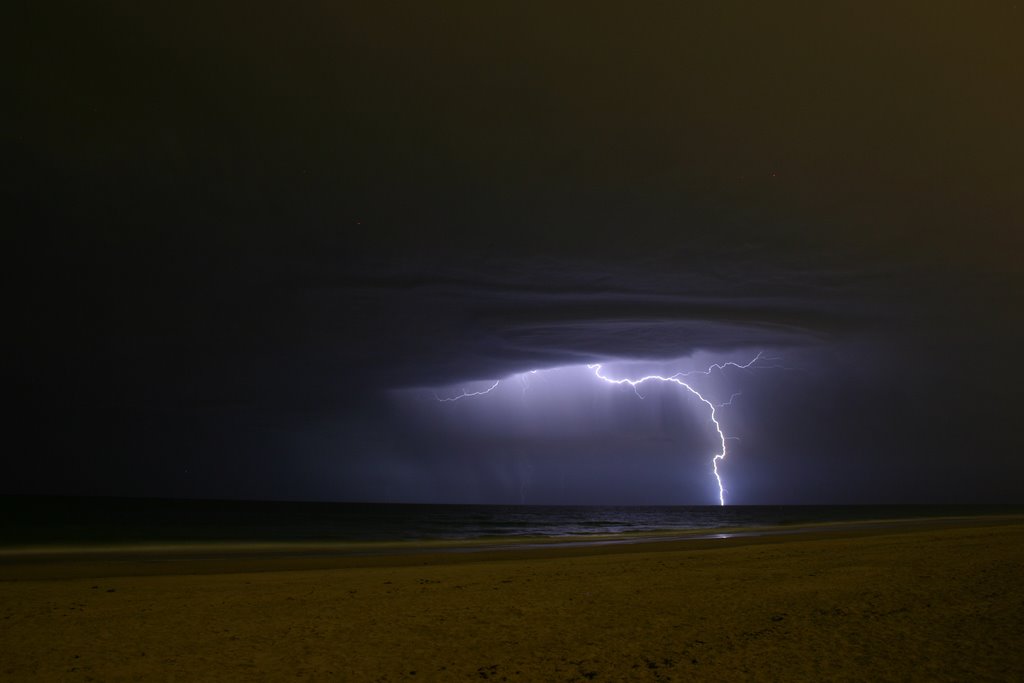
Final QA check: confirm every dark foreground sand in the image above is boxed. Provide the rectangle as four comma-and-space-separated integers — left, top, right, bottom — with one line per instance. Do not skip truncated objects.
2, 517, 1023, 682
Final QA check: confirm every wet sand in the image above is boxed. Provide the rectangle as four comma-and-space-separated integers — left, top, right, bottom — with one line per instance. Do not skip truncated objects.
2, 517, 1023, 681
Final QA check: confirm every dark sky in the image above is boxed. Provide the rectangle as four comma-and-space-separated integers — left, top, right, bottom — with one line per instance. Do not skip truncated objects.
7, 2, 1023, 504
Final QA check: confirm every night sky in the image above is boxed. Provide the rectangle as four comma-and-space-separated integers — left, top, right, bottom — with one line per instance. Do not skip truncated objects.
8, 2, 1023, 504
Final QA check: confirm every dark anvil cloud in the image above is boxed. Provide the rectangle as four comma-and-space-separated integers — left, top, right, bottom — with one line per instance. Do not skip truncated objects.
330, 252, 877, 390
6, 1, 1023, 503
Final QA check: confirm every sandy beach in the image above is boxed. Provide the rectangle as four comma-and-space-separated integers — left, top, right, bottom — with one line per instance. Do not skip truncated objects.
2, 517, 1022, 681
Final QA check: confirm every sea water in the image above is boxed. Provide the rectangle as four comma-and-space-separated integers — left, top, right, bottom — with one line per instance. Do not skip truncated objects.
2, 496, 1020, 546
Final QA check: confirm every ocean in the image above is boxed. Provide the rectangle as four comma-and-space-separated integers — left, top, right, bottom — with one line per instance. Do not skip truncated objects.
2, 496, 1020, 547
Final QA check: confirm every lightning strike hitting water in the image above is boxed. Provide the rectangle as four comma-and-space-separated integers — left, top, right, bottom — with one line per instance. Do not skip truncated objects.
433, 353, 770, 504
587, 362, 745, 506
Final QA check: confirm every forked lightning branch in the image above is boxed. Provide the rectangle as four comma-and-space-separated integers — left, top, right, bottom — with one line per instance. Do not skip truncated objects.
433, 353, 775, 505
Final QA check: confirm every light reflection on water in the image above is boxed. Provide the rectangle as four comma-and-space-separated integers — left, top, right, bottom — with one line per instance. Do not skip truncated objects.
3, 497, 1021, 546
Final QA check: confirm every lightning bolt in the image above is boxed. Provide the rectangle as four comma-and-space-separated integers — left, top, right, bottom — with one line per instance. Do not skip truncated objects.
717, 391, 743, 408
434, 353, 771, 505
669, 351, 767, 378
587, 363, 741, 505
433, 380, 501, 402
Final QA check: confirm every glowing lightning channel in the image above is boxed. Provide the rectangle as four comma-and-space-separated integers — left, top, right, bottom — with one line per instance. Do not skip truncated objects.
432, 354, 770, 505
670, 351, 766, 378
434, 380, 501, 402
717, 391, 743, 408
587, 356, 764, 506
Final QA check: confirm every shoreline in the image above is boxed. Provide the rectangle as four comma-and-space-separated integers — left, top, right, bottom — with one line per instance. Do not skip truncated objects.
3, 512, 1022, 581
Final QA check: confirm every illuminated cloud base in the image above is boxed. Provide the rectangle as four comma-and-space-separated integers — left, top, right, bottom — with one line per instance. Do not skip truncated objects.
432, 353, 777, 505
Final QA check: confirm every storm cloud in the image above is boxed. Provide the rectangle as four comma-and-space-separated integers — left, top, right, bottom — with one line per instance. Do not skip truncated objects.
7, 1, 1022, 503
